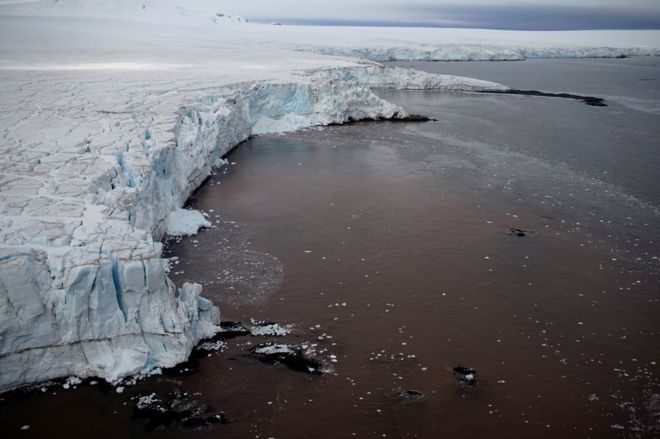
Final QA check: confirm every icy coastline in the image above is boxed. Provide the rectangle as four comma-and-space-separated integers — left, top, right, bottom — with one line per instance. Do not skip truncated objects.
0, 63, 506, 392
2, 0, 659, 393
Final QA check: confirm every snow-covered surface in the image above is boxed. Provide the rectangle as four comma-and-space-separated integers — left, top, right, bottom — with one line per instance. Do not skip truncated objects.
165, 209, 211, 236
1, 1, 658, 392
0, 0, 249, 26
1, 1, 658, 64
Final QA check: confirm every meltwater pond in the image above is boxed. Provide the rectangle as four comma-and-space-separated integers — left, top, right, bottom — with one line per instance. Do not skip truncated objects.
2, 58, 659, 438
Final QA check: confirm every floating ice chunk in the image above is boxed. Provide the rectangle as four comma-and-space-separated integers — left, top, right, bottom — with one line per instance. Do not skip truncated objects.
65, 376, 82, 387
249, 320, 292, 337
253, 344, 296, 355
165, 209, 211, 236
136, 393, 166, 412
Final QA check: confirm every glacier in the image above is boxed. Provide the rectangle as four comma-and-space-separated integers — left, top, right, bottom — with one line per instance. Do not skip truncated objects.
1, 0, 659, 392
0, 58, 506, 392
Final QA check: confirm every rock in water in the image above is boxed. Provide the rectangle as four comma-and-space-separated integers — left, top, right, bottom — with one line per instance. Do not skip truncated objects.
507, 228, 532, 237
133, 389, 230, 432
453, 366, 478, 386
394, 388, 425, 400
251, 343, 325, 374
218, 321, 251, 337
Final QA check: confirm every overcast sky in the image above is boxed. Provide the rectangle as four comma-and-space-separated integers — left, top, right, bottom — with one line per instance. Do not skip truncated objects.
1, 0, 659, 29
217, 0, 660, 30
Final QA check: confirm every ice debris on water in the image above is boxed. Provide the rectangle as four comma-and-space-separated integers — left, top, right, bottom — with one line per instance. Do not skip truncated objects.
136, 393, 166, 413
110, 368, 163, 389
249, 319, 292, 337
195, 340, 226, 352
62, 376, 82, 390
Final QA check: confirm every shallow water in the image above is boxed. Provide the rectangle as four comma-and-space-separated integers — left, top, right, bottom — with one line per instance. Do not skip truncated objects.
2, 58, 659, 438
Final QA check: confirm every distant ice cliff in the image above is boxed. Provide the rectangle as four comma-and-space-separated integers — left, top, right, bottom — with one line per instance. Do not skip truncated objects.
303, 44, 659, 62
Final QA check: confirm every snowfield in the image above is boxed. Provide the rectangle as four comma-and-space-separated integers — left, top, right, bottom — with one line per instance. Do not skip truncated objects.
0, 1, 659, 392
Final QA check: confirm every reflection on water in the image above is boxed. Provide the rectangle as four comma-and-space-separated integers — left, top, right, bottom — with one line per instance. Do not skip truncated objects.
1, 58, 659, 439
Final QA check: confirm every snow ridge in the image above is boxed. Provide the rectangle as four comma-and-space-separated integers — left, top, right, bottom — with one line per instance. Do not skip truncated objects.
0, 65, 505, 392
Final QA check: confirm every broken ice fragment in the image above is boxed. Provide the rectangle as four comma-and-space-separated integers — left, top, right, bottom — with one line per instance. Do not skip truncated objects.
165, 209, 211, 236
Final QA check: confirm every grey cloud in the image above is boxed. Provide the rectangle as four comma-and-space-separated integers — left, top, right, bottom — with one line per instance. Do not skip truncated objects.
219, 0, 660, 30
395, 4, 660, 30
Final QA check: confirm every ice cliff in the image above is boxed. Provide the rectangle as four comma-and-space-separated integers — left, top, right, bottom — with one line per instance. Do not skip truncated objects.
300, 44, 660, 62
0, 64, 506, 392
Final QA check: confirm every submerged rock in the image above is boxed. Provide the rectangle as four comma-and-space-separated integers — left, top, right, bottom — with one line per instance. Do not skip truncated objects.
644, 393, 660, 436
250, 343, 325, 374
394, 388, 425, 400
453, 366, 478, 386
217, 321, 251, 337
133, 388, 230, 432
507, 228, 532, 237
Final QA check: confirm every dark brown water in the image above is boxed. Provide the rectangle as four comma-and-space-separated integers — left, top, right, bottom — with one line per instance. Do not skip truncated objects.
1, 58, 659, 438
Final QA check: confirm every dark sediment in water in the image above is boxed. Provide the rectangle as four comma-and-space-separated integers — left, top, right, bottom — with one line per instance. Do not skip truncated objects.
328, 113, 436, 126
484, 89, 607, 106
132, 388, 230, 432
